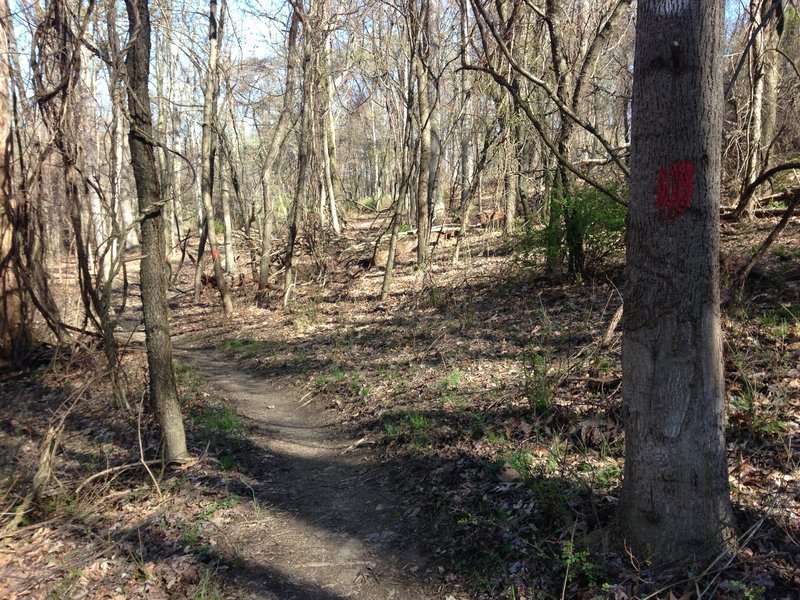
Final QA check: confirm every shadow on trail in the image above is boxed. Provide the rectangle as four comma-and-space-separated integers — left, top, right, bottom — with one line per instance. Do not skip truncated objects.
224, 561, 358, 600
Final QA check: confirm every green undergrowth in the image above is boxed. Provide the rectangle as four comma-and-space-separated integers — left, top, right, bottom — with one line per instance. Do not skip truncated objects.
192, 405, 245, 471
217, 337, 268, 358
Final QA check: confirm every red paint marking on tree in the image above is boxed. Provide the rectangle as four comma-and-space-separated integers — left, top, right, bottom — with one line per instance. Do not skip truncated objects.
656, 160, 695, 220
211, 248, 219, 260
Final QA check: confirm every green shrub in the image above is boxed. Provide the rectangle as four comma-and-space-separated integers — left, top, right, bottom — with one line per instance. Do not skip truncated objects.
515, 183, 626, 274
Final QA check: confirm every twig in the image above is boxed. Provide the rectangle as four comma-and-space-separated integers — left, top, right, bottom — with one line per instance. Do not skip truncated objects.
341, 437, 369, 455
297, 391, 313, 407
74, 460, 162, 497
639, 518, 765, 600
561, 520, 578, 600
602, 304, 623, 348
697, 519, 765, 599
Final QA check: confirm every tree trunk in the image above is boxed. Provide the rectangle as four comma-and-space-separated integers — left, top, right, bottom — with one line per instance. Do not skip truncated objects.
284, 30, 313, 305
740, 0, 767, 220
322, 116, 341, 235
381, 58, 413, 300
199, 0, 233, 316
124, 0, 189, 464
733, 0, 780, 220
414, 51, 432, 271
503, 109, 519, 235
321, 31, 341, 235
221, 172, 235, 275
256, 9, 299, 305
453, 0, 473, 264
0, 121, 24, 360
619, 0, 734, 559
0, 0, 28, 360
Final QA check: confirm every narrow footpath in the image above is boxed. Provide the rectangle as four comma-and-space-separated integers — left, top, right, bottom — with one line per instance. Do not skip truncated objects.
172, 340, 443, 600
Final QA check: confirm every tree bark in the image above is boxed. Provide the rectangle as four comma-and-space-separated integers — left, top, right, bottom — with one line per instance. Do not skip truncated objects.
124, 0, 189, 464
619, 0, 734, 559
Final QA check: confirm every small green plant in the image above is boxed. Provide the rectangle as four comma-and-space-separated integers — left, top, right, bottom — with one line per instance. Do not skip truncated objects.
561, 541, 606, 587
527, 476, 572, 528
522, 348, 555, 415
295, 299, 320, 328
218, 454, 237, 471
218, 338, 264, 358
176, 364, 205, 397
427, 286, 445, 308
251, 499, 267, 520
383, 420, 401, 440
456, 511, 479, 527
595, 463, 623, 487
723, 580, 766, 600
361, 194, 389, 211
484, 429, 506, 444
45, 568, 81, 599
545, 435, 567, 474
201, 496, 238, 519
375, 365, 399, 379
440, 392, 469, 410
190, 568, 224, 600
382, 410, 431, 444
505, 451, 535, 478
408, 411, 429, 433
593, 356, 614, 375
439, 369, 463, 389
315, 368, 347, 386
181, 524, 202, 545
195, 406, 242, 437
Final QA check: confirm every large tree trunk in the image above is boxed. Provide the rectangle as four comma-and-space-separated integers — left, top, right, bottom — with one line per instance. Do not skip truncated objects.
0, 60, 25, 358
124, 0, 189, 464
619, 0, 734, 559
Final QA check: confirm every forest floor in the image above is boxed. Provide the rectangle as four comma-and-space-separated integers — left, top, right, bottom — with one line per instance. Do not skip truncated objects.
1, 212, 799, 599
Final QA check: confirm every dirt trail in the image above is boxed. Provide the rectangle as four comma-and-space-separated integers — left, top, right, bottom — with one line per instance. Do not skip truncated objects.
172, 340, 442, 599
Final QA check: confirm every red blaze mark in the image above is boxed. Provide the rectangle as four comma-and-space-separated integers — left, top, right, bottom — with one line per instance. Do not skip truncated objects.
211, 248, 219, 261
656, 160, 695, 220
